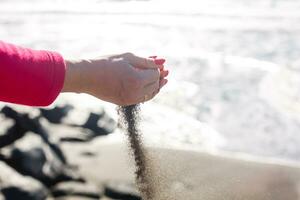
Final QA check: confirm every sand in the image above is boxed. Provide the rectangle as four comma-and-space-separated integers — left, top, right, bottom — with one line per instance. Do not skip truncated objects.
62, 139, 300, 200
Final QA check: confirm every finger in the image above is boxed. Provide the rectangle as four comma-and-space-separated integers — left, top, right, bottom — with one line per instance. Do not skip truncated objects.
159, 78, 168, 89
125, 53, 158, 69
154, 58, 165, 65
150, 56, 166, 66
125, 53, 166, 69
138, 82, 160, 103
143, 80, 159, 95
158, 65, 164, 71
160, 70, 169, 79
149, 83, 161, 101
137, 68, 160, 85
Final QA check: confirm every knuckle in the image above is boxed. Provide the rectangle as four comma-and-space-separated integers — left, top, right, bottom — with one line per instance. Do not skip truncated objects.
148, 58, 156, 66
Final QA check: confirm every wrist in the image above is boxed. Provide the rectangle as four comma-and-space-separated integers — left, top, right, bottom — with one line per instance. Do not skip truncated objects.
62, 59, 87, 93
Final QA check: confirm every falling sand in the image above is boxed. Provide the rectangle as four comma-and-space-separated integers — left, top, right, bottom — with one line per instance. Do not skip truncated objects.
118, 105, 176, 200
118, 105, 155, 200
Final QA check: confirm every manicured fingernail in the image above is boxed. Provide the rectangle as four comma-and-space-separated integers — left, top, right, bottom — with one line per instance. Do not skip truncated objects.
154, 58, 165, 65
165, 70, 169, 76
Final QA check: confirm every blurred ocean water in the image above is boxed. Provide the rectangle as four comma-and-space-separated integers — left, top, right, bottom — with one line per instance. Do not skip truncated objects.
2, 0, 300, 162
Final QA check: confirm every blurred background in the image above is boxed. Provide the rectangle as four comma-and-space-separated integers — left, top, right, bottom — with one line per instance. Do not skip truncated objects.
2, 0, 300, 199
2, 0, 300, 162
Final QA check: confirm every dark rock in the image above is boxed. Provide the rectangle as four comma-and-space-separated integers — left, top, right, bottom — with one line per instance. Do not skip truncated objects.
58, 111, 117, 143
58, 129, 95, 143
11, 148, 46, 178
2, 134, 84, 187
0, 107, 28, 148
1, 106, 40, 133
1, 106, 67, 164
0, 114, 14, 137
1, 187, 46, 200
40, 105, 73, 124
51, 182, 102, 199
0, 122, 27, 149
0, 161, 48, 200
82, 112, 116, 136
80, 151, 96, 157
41, 107, 117, 143
54, 197, 98, 200
104, 182, 141, 200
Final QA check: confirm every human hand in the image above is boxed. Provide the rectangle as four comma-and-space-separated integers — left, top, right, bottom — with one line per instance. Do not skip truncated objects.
62, 53, 169, 106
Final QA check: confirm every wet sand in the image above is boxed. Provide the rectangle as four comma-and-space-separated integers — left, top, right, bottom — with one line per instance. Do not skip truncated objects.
62, 140, 300, 200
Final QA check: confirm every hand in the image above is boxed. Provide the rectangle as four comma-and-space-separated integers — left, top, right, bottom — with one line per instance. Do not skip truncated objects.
62, 53, 169, 106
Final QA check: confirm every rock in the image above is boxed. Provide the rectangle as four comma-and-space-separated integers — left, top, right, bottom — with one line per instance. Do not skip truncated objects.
80, 151, 96, 157
0, 106, 67, 164
0, 161, 48, 200
0, 107, 28, 148
40, 105, 73, 124
0, 106, 68, 161
10, 147, 47, 179
54, 197, 98, 200
56, 111, 117, 143
82, 112, 116, 136
0, 114, 14, 137
3, 133, 83, 187
51, 181, 102, 199
40, 106, 116, 143
104, 182, 141, 200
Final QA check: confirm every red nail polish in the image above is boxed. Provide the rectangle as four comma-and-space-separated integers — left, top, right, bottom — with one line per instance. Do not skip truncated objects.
155, 58, 165, 65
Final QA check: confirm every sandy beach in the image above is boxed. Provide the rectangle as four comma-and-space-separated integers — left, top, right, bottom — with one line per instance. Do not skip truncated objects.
2, 95, 300, 200
61, 139, 300, 200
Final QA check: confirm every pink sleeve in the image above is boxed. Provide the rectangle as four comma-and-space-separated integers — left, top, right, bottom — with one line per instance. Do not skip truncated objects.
0, 41, 66, 106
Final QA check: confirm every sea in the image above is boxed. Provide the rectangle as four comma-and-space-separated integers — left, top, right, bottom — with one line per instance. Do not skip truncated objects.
1, 0, 300, 164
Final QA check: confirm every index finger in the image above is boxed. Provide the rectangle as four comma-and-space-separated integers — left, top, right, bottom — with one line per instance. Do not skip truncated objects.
124, 53, 165, 69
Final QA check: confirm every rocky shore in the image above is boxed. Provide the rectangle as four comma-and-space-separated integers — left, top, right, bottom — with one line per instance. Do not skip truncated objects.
0, 102, 141, 200
2, 96, 300, 200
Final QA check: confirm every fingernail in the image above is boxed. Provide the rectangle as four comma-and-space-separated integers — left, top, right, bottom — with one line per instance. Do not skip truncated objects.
155, 58, 165, 65
165, 70, 169, 76
163, 79, 168, 86
149, 56, 157, 59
